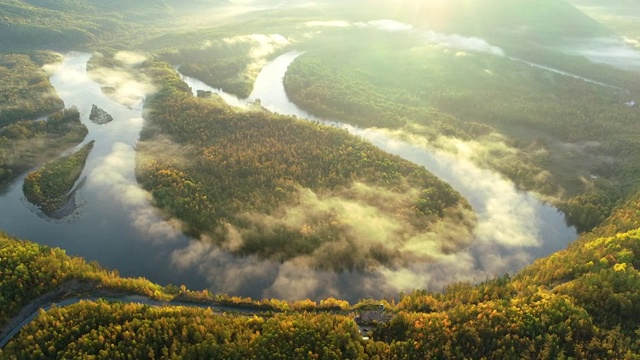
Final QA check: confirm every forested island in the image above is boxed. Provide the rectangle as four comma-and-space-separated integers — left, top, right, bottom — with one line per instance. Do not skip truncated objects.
23, 140, 94, 216
0, 0, 639, 358
0, 52, 87, 189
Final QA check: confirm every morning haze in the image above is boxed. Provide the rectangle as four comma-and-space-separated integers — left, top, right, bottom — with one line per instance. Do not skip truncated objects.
0, 0, 639, 358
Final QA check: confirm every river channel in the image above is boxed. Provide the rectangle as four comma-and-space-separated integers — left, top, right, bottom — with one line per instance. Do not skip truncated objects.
0, 51, 577, 302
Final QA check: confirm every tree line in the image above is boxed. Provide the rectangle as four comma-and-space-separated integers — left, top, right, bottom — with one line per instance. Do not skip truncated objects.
0, 53, 63, 126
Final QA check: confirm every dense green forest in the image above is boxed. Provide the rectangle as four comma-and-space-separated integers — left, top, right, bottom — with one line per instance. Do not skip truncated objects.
2, 300, 364, 359
0, 0, 180, 51
163, 39, 272, 98
137, 59, 472, 270
0, 232, 347, 332
0, 51, 87, 189
0, 233, 186, 331
23, 140, 94, 215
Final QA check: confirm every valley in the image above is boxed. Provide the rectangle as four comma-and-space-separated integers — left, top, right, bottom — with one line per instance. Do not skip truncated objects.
0, 0, 639, 358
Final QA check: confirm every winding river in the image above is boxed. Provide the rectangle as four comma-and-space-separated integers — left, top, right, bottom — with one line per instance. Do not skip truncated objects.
0, 54, 200, 290
0, 51, 576, 302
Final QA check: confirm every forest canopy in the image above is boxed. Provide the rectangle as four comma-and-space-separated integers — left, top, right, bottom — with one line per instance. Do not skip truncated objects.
1, 227, 639, 358
137, 59, 474, 271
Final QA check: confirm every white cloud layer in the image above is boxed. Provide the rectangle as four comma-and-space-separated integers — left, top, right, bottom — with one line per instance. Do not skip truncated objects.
89, 142, 183, 243
344, 19, 505, 56
563, 37, 640, 73
88, 52, 155, 107
223, 34, 291, 74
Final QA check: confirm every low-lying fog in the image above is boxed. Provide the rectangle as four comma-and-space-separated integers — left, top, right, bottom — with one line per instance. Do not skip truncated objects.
562, 37, 640, 72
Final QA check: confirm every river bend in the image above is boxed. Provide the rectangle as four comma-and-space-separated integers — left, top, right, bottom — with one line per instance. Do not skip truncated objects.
0, 52, 577, 302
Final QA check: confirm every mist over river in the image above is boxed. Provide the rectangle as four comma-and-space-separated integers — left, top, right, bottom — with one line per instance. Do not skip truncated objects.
0, 51, 576, 302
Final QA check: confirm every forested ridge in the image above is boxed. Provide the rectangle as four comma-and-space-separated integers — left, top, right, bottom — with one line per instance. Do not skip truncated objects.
0, 53, 63, 126
164, 40, 263, 98
0, 0, 175, 51
0, 233, 188, 331
2, 301, 365, 359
